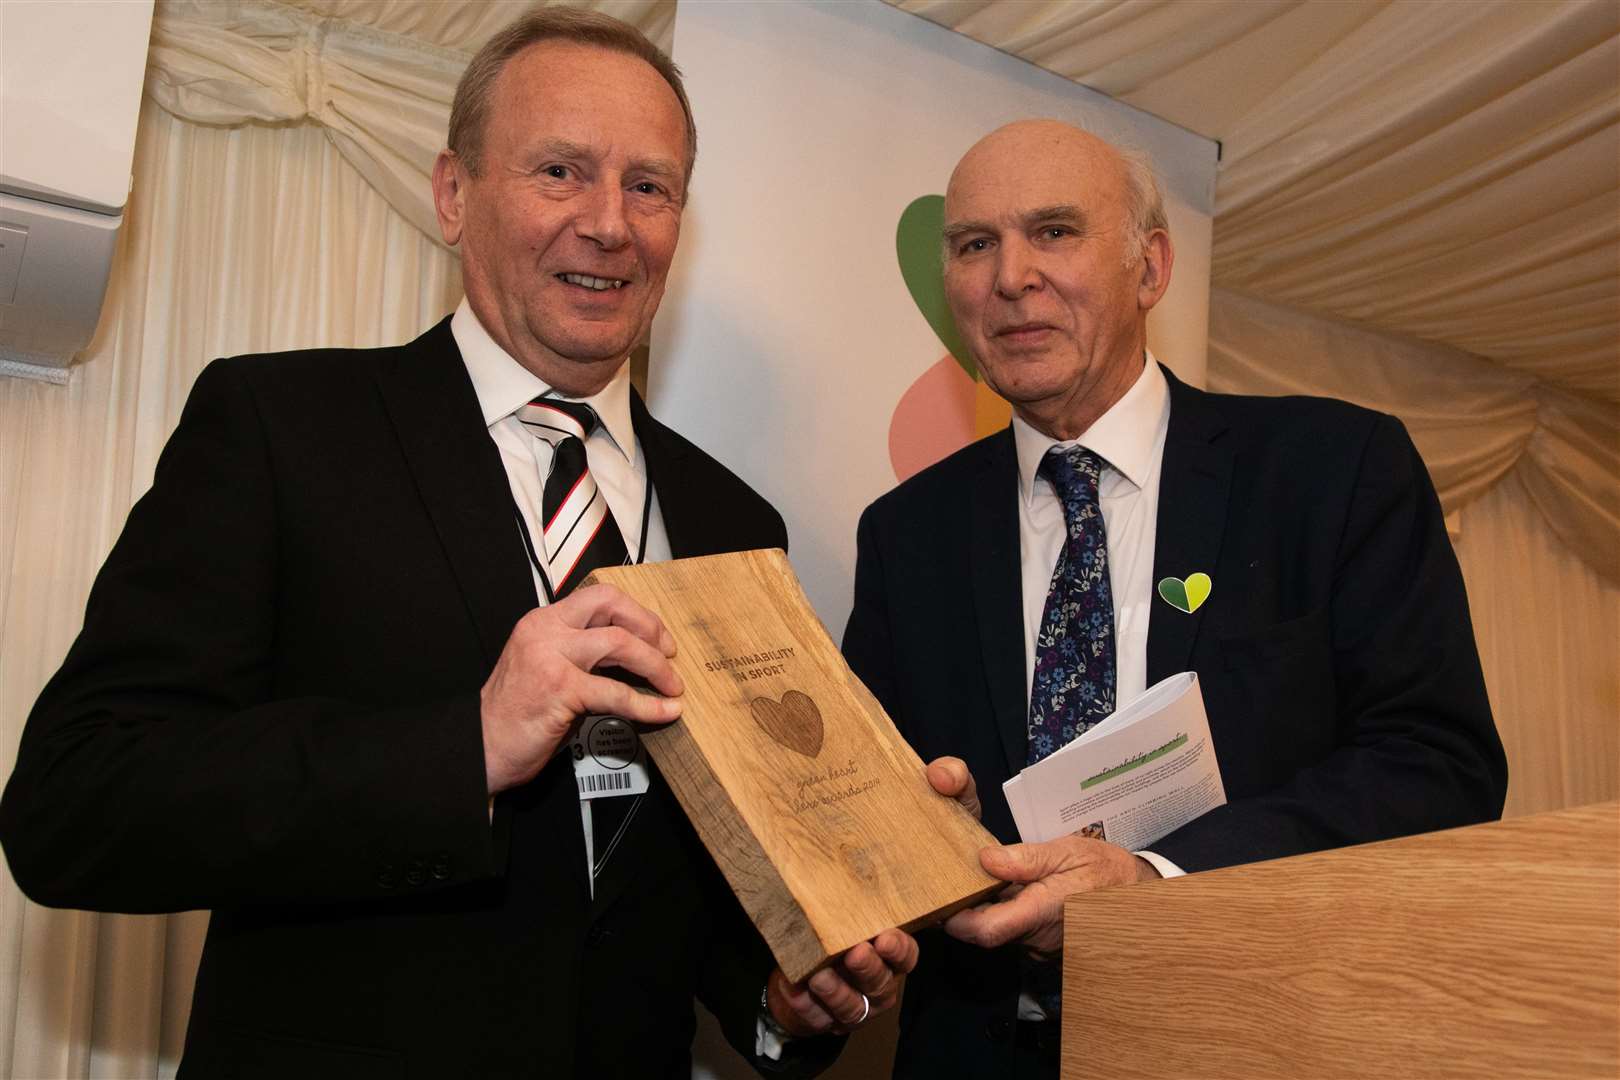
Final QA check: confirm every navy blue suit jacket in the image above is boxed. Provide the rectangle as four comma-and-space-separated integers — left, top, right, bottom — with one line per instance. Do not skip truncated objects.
842, 368, 1506, 1079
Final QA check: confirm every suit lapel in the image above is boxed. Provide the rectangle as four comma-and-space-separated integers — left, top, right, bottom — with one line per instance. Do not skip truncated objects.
630, 391, 700, 556
969, 429, 1031, 778
373, 319, 538, 664
1147, 369, 1233, 683
374, 319, 587, 901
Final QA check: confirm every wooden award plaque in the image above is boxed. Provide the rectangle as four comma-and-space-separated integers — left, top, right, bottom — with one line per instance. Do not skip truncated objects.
583, 548, 999, 981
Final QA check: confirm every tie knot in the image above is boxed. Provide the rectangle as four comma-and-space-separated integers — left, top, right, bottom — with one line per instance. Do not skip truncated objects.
1039, 445, 1105, 509
520, 397, 599, 441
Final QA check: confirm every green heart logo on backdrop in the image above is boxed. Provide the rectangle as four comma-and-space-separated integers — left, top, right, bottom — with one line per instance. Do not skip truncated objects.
888, 193, 1012, 483
896, 195, 975, 379
1157, 573, 1212, 614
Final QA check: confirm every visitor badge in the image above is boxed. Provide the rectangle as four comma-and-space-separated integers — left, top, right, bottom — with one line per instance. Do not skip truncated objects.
571, 714, 650, 800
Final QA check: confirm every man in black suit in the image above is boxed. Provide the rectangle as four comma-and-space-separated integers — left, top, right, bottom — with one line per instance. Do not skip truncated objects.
843, 119, 1507, 1078
0, 10, 913, 1077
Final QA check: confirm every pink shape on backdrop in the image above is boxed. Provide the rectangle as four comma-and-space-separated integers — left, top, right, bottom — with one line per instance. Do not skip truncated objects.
889, 354, 976, 482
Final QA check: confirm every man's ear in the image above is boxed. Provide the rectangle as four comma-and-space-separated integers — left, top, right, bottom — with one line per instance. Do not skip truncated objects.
431, 149, 467, 247
1137, 228, 1173, 312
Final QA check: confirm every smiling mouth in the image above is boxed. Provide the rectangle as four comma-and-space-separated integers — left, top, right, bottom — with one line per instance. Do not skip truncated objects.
996, 323, 1055, 338
558, 273, 628, 291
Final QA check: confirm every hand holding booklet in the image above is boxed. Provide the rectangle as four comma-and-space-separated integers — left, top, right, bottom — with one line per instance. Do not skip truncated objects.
1004, 673, 1227, 852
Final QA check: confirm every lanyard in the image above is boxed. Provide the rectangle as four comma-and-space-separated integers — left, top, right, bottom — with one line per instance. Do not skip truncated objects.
505, 444, 656, 891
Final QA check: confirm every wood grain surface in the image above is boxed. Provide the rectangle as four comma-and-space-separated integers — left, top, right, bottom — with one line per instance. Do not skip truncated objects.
1060, 801, 1620, 1079
585, 549, 999, 981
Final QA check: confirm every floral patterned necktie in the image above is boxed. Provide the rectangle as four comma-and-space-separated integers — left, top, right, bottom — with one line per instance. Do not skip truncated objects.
1027, 445, 1117, 766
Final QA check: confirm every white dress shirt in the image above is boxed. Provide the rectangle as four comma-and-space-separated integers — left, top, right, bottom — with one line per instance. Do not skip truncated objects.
1011, 354, 1185, 882
452, 298, 672, 589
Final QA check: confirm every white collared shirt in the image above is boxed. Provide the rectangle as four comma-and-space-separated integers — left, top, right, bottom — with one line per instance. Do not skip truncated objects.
452, 298, 672, 602
1011, 354, 1184, 883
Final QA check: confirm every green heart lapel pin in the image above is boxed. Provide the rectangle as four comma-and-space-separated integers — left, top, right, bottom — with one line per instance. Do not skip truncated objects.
1157, 573, 1212, 614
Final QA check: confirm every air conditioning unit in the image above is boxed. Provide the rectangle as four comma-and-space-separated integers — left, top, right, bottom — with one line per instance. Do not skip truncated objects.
0, 0, 154, 383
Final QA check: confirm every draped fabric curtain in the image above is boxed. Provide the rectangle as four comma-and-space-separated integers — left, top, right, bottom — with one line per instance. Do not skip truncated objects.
144, 0, 673, 245
1209, 288, 1619, 584
0, 91, 463, 1080
1452, 473, 1619, 818
1, 1, 1613, 1077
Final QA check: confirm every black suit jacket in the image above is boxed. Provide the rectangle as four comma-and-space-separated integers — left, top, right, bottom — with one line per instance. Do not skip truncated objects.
842, 369, 1507, 1079
1, 319, 819, 1079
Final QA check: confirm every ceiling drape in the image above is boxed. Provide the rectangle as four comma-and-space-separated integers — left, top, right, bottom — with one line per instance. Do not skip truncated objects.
145, 0, 674, 247
1210, 288, 1619, 580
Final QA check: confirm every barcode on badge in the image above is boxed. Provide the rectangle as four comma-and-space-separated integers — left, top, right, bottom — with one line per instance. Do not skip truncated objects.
578, 772, 633, 794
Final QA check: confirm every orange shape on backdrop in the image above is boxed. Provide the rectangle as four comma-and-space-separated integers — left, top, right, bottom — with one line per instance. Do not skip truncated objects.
973, 376, 1012, 440
889, 355, 1013, 483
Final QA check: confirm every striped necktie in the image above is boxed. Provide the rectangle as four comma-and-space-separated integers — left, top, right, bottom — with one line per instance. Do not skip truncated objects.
516, 398, 629, 599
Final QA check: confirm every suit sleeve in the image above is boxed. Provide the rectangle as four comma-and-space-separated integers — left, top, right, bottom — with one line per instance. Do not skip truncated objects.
1152, 414, 1508, 871
841, 505, 899, 739
694, 880, 846, 1078
0, 359, 500, 913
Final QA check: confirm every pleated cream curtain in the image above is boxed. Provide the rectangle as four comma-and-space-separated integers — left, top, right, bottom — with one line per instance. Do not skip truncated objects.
144, 0, 674, 245
2, 1, 1615, 1077
0, 94, 463, 1080
1454, 473, 1619, 817
1209, 289, 1619, 583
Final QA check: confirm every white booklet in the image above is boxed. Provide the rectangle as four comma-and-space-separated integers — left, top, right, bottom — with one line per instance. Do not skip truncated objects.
1003, 672, 1226, 852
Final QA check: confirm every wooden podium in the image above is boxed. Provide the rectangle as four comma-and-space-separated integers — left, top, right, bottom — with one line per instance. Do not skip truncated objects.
1060, 801, 1619, 1079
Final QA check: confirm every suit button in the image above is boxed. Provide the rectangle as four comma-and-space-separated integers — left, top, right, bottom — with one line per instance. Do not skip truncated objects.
985, 1017, 1012, 1043
376, 864, 398, 890
585, 926, 612, 948
405, 860, 426, 887
430, 853, 452, 880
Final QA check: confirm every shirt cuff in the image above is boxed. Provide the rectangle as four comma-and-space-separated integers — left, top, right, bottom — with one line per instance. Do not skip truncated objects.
755, 1011, 791, 1061
755, 982, 797, 1060
1134, 849, 1186, 879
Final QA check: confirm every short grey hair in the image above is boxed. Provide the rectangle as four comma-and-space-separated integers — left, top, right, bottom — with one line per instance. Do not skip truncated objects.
447, 8, 697, 190
1117, 146, 1169, 267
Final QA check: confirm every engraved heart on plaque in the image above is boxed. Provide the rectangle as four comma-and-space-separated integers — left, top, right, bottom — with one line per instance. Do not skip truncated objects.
750, 690, 824, 758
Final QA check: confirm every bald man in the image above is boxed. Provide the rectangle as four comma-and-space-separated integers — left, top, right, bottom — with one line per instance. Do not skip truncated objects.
845, 121, 1506, 1077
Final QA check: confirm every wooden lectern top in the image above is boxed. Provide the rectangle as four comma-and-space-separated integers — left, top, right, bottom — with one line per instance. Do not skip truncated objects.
1060, 801, 1620, 1079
